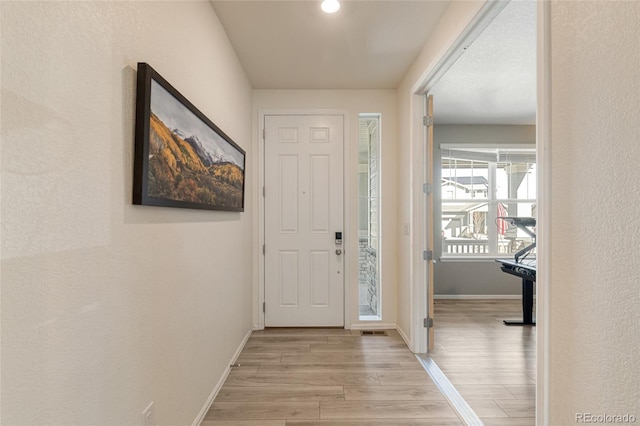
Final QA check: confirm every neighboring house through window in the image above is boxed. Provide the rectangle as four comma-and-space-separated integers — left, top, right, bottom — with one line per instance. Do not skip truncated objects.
441, 145, 536, 258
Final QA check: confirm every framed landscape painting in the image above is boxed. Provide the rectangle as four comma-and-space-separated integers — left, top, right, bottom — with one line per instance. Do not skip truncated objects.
133, 62, 245, 212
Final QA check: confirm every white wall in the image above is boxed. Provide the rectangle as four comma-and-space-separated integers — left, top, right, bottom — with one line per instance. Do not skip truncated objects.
395, 0, 485, 347
1, 2, 253, 424
434, 124, 535, 296
252, 90, 397, 328
547, 1, 640, 422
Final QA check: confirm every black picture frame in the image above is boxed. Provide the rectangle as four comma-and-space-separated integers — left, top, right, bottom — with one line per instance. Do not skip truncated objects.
133, 62, 245, 212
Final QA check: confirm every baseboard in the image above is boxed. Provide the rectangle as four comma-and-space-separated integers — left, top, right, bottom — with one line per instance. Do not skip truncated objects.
192, 326, 254, 426
349, 322, 396, 330
396, 325, 412, 351
435, 294, 521, 300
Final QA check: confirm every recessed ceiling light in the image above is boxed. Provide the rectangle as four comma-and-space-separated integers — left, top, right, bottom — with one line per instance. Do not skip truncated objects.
321, 0, 340, 14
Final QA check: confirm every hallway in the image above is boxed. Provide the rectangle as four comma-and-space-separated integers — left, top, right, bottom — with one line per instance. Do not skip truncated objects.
203, 300, 535, 425
204, 328, 461, 424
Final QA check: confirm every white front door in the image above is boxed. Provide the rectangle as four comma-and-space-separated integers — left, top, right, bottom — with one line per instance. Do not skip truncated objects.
264, 114, 344, 327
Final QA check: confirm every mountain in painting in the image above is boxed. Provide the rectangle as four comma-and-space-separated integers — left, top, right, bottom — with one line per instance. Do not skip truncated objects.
183, 134, 218, 167
147, 112, 244, 208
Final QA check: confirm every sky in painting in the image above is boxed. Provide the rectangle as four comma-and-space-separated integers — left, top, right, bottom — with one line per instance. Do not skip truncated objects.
149, 79, 244, 169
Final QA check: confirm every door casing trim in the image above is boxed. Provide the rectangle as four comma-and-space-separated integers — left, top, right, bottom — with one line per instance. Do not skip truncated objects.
257, 109, 350, 329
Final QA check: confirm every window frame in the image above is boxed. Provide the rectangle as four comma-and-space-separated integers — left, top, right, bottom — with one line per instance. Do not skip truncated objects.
438, 143, 536, 261
358, 113, 382, 320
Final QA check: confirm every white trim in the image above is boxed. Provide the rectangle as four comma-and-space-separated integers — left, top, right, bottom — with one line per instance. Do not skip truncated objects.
358, 315, 382, 321
342, 110, 352, 329
410, 92, 427, 354
349, 322, 396, 331
373, 112, 383, 322
434, 294, 522, 300
441, 200, 537, 204
396, 324, 412, 351
440, 143, 536, 150
438, 255, 536, 262
257, 109, 350, 329
192, 326, 254, 426
257, 110, 265, 331
536, 1, 551, 424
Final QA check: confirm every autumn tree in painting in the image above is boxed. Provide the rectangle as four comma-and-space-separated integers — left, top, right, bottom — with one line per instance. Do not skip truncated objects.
147, 113, 244, 208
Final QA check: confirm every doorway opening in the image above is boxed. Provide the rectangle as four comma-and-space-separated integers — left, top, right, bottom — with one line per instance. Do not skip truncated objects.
358, 113, 381, 320
413, 0, 539, 422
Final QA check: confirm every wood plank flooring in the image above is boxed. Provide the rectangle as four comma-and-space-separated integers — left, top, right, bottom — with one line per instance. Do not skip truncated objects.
204, 329, 462, 425
428, 299, 536, 425
203, 300, 535, 425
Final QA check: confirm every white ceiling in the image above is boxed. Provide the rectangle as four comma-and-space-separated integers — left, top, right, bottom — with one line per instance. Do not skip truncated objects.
210, 0, 536, 124
210, 0, 451, 89
430, 0, 536, 124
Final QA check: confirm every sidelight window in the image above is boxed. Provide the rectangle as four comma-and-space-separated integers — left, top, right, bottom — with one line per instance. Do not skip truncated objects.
358, 114, 381, 319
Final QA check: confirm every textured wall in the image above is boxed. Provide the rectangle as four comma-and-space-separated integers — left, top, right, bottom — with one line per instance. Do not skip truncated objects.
1, 2, 253, 424
548, 1, 640, 422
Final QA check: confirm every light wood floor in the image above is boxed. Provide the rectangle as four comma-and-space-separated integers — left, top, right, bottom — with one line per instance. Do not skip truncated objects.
203, 300, 535, 425
428, 299, 536, 425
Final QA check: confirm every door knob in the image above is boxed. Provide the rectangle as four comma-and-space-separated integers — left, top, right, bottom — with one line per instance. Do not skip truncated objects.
335, 249, 342, 255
